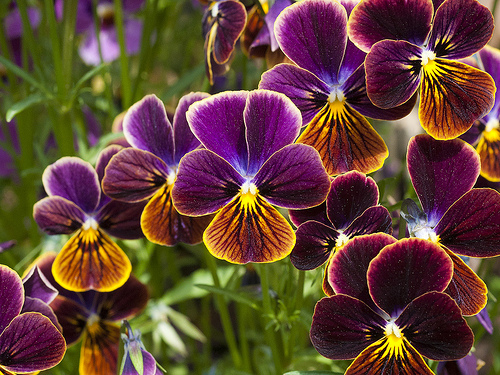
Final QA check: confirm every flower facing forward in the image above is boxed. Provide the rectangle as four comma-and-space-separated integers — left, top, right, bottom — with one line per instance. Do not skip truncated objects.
172, 89, 331, 263
402, 134, 500, 315
33, 146, 146, 292
310, 235, 473, 374
259, 0, 415, 175
102, 93, 214, 246
348, 0, 495, 139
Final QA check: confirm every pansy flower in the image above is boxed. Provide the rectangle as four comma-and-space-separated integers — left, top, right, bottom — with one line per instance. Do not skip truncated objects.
310, 235, 474, 374
33, 253, 149, 375
0, 264, 66, 374
402, 134, 500, 315
348, 0, 495, 139
202, 0, 247, 84
102, 93, 214, 246
120, 321, 162, 375
172, 89, 331, 264
289, 170, 392, 294
33, 146, 146, 292
259, 0, 416, 176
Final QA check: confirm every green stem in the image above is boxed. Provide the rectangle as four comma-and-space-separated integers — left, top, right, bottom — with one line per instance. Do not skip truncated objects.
113, 0, 132, 109
43, 0, 64, 94
258, 264, 284, 375
237, 303, 252, 373
16, 0, 43, 76
61, 0, 78, 97
203, 251, 242, 369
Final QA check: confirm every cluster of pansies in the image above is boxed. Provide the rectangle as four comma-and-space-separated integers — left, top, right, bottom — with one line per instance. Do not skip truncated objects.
4, 0, 500, 373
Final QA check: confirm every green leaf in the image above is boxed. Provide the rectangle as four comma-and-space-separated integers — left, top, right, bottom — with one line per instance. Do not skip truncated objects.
156, 321, 187, 356
129, 343, 144, 375
0, 55, 49, 94
195, 284, 261, 311
166, 307, 206, 343
69, 63, 108, 103
6, 92, 46, 121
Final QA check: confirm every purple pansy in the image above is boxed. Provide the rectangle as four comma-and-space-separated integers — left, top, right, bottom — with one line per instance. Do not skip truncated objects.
437, 352, 481, 375
289, 170, 392, 295
55, 0, 145, 65
172, 89, 331, 264
402, 134, 500, 316
259, 0, 415, 176
311, 235, 473, 374
120, 321, 162, 375
348, 0, 495, 140
0, 264, 66, 374
102, 93, 214, 246
33, 146, 146, 292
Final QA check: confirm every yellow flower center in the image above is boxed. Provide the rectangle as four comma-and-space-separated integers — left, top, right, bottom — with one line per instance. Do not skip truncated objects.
166, 170, 177, 186
82, 217, 99, 231
384, 321, 403, 343
485, 118, 500, 133
240, 181, 259, 205
335, 232, 350, 248
421, 50, 436, 66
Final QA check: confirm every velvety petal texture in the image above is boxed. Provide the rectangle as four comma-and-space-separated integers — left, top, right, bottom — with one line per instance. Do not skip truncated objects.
33, 197, 85, 235
22, 266, 58, 304
0, 266, 24, 334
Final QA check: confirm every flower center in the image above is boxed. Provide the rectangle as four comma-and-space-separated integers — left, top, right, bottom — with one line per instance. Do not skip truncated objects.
421, 50, 436, 66
166, 169, 177, 186
335, 232, 350, 248
413, 225, 439, 243
485, 118, 500, 133
327, 87, 345, 104
97, 3, 115, 27
384, 321, 403, 341
87, 313, 100, 328
211, 2, 219, 18
240, 181, 258, 205
82, 217, 99, 231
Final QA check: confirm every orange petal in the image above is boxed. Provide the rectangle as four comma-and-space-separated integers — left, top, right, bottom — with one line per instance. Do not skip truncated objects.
204, 194, 295, 264
419, 59, 495, 140
346, 337, 433, 375
296, 102, 388, 176
476, 128, 500, 181
52, 228, 131, 292
141, 184, 213, 246
79, 320, 120, 375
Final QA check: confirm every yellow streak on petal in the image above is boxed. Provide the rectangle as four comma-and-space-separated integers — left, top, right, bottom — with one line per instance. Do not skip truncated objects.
477, 127, 500, 182
52, 227, 131, 292
79, 320, 120, 375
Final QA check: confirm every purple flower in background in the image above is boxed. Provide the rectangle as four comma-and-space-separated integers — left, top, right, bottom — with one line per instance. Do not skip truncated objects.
289, 170, 392, 295
55, 0, 145, 65
172, 89, 330, 264
33, 146, 146, 292
348, 0, 495, 140
402, 134, 500, 316
437, 352, 482, 375
0, 264, 66, 374
311, 235, 473, 374
102, 93, 214, 246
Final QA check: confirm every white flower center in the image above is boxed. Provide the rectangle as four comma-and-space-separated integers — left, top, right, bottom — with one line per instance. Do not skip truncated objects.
412, 225, 439, 242
211, 3, 219, 18
240, 181, 258, 196
335, 232, 350, 248
328, 87, 345, 104
485, 118, 500, 133
82, 217, 99, 231
166, 170, 177, 186
384, 321, 402, 339
421, 50, 436, 66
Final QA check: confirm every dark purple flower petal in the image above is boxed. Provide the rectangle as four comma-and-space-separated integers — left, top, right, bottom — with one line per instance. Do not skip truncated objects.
479, 46, 500, 121
368, 238, 453, 317
0, 312, 65, 373
95, 145, 123, 209
33, 196, 85, 235
96, 199, 146, 240
0, 265, 24, 335
428, 0, 493, 59
4, 6, 41, 40
328, 233, 396, 309
396, 292, 473, 360
288, 200, 329, 228
49, 295, 89, 345
0, 241, 15, 253
347, 0, 432, 52
290, 221, 339, 270
259, 63, 330, 125
22, 266, 58, 305
172, 149, 245, 216
437, 353, 479, 375
264, 0, 293, 51
123, 95, 175, 166
21, 296, 61, 332
187, 91, 249, 174
343, 206, 393, 237
253, 144, 330, 209
365, 40, 422, 109
102, 148, 171, 202
407, 134, 480, 226
326, 171, 379, 230
476, 306, 493, 334
310, 295, 386, 360
42, 157, 101, 213
123, 0, 146, 13
274, 0, 348, 84
173, 92, 210, 163
245, 90, 302, 176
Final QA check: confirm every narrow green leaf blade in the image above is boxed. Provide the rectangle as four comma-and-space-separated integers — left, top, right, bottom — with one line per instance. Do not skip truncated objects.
6, 92, 46, 121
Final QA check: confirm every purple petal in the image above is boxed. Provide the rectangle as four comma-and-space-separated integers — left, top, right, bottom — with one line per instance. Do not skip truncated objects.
4, 7, 41, 39
123, 95, 175, 166
407, 134, 480, 226
123, 18, 143, 56
102, 148, 171, 202
123, 0, 146, 13
21, 297, 62, 332
172, 149, 245, 216
274, 0, 348, 84
22, 266, 58, 305
0, 265, 24, 335
428, 0, 493, 59
347, 0, 432, 52
290, 221, 339, 270
479, 46, 500, 121
33, 196, 85, 235
95, 144, 123, 209
264, 0, 293, 51
0, 313, 65, 373
365, 40, 422, 109
253, 144, 330, 209
42, 157, 101, 213
173, 92, 210, 163
122, 347, 159, 375
328, 233, 397, 309
187, 91, 249, 174
368, 238, 453, 317
396, 292, 473, 360
245, 90, 302, 176
343, 205, 393, 237
436, 188, 500, 257
288, 201, 329, 228
259, 63, 330, 125
96, 199, 146, 240
476, 306, 493, 334
310, 295, 386, 360
49, 295, 88, 345
78, 26, 119, 65
437, 353, 479, 375
326, 171, 379, 230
